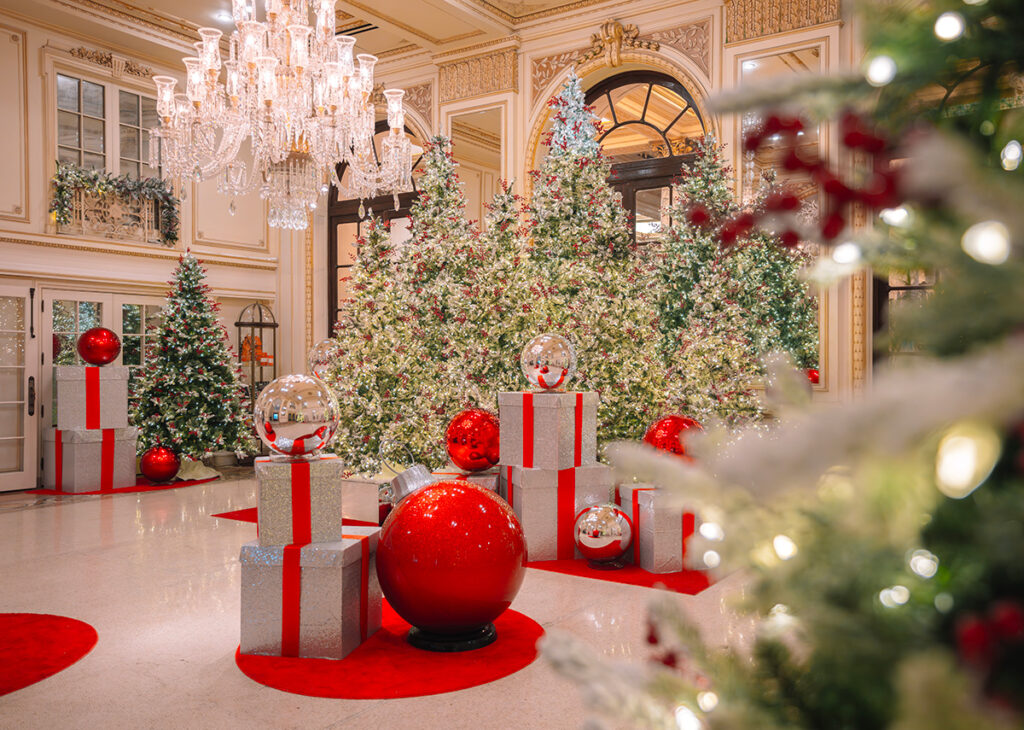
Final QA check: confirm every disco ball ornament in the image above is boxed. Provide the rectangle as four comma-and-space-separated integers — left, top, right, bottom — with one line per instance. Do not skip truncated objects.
140, 446, 180, 483
445, 409, 500, 472
376, 481, 527, 651
643, 415, 703, 459
254, 374, 340, 460
806, 368, 820, 385
77, 327, 121, 366
307, 338, 342, 379
521, 332, 576, 390
574, 503, 633, 565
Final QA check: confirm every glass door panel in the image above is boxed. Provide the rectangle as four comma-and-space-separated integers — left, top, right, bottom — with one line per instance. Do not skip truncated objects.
0, 286, 39, 491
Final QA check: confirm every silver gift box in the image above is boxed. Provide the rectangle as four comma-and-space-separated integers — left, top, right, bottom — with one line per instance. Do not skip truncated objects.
625, 487, 697, 574
41, 427, 138, 492
256, 455, 345, 546
239, 526, 382, 660
503, 463, 612, 561
54, 366, 129, 431
497, 391, 598, 470
339, 475, 385, 524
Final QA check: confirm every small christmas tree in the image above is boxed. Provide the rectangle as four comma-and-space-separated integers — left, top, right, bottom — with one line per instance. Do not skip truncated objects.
527, 72, 670, 443
132, 253, 251, 458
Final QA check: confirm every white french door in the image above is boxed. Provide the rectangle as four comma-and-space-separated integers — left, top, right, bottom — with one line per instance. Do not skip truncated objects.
0, 285, 41, 492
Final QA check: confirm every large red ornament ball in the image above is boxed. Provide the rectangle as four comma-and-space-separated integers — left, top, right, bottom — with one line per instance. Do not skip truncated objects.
445, 408, 500, 472
76, 327, 121, 365
140, 446, 180, 483
643, 415, 702, 459
806, 368, 820, 385
376, 481, 526, 636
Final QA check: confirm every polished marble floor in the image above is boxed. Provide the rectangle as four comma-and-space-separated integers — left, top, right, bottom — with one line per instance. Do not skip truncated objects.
0, 476, 744, 729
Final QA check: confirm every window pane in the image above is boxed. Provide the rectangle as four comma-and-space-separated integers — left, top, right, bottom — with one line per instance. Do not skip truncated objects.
608, 84, 650, 123
122, 303, 141, 334
83, 116, 105, 153
58, 147, 80, 166
141, 97, 158, 129
120, 159, 139, 178
52, 300, 75, 332
645, 85, 688, 131
120, 125, 139, 159
83, 153, 104, 171
601, 124, 666, 164
57, 74, 79, 112
58, 111, 80, 148
141, 163, 157, 178
122, 334, 141, 365
55, 333, 78, 365
144, 305, 163, 329
82, 81, 104, 118
119, 90, 139, 126
78, 301, 102, 330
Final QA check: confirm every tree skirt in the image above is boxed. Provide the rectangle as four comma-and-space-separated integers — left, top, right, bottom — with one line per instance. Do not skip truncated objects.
28, 476, 219, 496
0, 614, 98, 696
235, 600, 543, 699
527, 559, 710, 595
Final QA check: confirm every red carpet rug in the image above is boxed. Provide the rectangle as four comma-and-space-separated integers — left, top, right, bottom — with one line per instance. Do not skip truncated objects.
210, 508, 377, 528
0, 613, 98, 696
28, 476, 219, 496
527, 559, 710, 594
235, 600, 543, 699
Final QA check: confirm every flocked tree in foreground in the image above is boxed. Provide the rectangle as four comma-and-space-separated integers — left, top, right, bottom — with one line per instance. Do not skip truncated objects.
131, 253, 251, 458
542, 1, 1024, 727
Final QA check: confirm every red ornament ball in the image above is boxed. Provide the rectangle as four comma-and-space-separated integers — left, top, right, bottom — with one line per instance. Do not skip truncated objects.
376, 481, 526, 635
643, 415, 702, 459
445, 408, 500, 472
807, 368, 820, 385
140, 446, 180, 483
77, 327, 121, 365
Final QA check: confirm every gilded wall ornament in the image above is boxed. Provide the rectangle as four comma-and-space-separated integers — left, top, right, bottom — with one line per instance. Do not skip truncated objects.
439, 49, 518, 103
725, 0, 840, 42
575, 20, 659, 69
68, 47, 152, 78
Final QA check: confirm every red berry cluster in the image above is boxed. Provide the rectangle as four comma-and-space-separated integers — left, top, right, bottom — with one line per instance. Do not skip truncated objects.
956, 601, 1024, 668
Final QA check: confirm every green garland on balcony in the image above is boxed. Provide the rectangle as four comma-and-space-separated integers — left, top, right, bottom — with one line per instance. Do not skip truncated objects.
49, 161, 180, 246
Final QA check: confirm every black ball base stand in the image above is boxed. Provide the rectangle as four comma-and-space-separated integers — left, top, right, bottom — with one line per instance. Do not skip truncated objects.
407, 623, 497, 652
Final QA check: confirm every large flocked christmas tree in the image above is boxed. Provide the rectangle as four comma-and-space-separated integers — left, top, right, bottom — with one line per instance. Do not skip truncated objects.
543, 1, 1024, 727
131, 253, 251, 458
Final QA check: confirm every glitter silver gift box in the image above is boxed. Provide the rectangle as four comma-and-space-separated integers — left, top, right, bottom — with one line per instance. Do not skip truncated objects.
54, 366, 130, 431
497, 391, 598, 470
239, 526, 382, 660
41, 427, 138, 492
502, 463, 612, 561
255, 455, 345, 546
622, 487, 697, 574
339, 475, 386, 524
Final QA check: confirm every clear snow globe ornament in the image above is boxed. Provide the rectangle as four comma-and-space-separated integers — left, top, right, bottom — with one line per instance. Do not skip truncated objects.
521, 333, 576, 390
254, 374, 340, 461
307, 338, 342, 379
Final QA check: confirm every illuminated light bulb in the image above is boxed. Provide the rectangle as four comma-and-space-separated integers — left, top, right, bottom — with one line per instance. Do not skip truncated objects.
1001, 140, 1022, 171
865, 55, 897, 86
962, 220, 1011, 264
909, 549, 939, 578
773, 534, 798, 560
697, 692, 719, 713
935, 422, 1001, 498
879, 206, 910, 227
832, 241, 862, 264
703, 550, 721, 569
935, 592, 954, 613
879, 585, 910, 608
699, 522, 724, 541
934, 11, 965, 41
674, 705, 703, 730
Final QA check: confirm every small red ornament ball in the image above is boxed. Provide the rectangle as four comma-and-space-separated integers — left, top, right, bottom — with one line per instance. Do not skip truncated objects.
376, 481, 526, 634
445, 408, 500, 472
806, 368, 820, 385
140, 446, 180, 483
643, 415, 702, 458
77, 327, 121, 365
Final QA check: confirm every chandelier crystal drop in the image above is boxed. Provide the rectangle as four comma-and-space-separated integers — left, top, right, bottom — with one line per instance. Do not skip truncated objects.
148, 0, 413, 230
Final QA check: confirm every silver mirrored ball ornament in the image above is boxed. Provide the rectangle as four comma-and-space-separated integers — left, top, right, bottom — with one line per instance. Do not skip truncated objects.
254, 373, 340, 460
573, 503, 633, 564
307, 338, 343, 379
521, 332, 577, 390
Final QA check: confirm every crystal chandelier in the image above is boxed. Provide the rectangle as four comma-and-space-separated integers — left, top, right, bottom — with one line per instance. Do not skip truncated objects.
149, 0, 413, 231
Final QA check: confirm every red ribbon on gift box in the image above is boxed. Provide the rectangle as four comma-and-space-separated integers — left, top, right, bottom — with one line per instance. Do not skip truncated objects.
85, 366, 101, 430
342, 533, 371, 643
556, 468, 577, 560
54, 430, 63, 491
574, 393, 583, 466
280, 460, 312, 657
52, 428, 115, 492
522, 393, 534, 468
505, 465, 514, 510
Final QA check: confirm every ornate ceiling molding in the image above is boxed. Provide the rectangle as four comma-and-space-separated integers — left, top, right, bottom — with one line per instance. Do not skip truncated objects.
725, 0, 840, 43
575, 20, 659, 69
439, 48, 517, 104
69, 46, 152, 78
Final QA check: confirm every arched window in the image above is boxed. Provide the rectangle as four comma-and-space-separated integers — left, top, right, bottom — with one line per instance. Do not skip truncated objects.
326, 121, 425, 336
584, 71, 706, 243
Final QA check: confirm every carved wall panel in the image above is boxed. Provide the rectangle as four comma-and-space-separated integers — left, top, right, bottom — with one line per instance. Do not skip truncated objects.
58, 189, 162, 244
530, 49, 581, 106
641, 18, 711, 78
439, 49, 518, 103
403, 81, 434, 127
725, 0, 840, 42
0, 26, 28, 222
68, 47, 152, 78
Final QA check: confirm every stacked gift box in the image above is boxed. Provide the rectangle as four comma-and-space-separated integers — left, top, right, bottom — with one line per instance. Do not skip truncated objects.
239, 454, 383, 660
42, 365, 137, 492
496, 390, 611, 561
614, 483, 698, 574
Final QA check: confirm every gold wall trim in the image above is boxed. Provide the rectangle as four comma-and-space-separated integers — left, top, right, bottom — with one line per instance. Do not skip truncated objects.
576, 21, 659, 69
642, 18, 711, 78
432, 34, 521, 61
68, 46, 152, 78
851, 268, 868, 391
0, 24, 29, 224
724, 0, 840, 43
451, 120, 502, 152
439, 48, 518, 104
461, 0, 619, 26
345, 0, 481, 47
49, 0, 196, 44
304, 220, 314, 350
